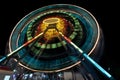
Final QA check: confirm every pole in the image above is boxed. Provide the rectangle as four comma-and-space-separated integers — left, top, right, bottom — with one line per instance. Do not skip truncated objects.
0, 32, 43, 63
59, 32, 115, 80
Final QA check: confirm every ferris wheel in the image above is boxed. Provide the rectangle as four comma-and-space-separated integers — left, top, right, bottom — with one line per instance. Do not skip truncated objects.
0, 4, 115, 80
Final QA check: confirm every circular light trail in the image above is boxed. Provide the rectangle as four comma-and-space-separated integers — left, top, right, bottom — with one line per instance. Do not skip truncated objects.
8, 4, 102, 73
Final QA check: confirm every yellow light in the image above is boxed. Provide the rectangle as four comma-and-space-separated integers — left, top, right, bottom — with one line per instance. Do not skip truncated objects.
39, 17, 66, 41
43, 18, 59, 24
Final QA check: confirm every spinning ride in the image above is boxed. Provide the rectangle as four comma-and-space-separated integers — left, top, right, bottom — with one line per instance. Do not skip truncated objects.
0, 4, 115, 80
9, 4, 100, 72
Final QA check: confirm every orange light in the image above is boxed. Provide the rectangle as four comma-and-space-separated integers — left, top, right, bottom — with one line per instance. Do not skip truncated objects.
37, 17, 66, 41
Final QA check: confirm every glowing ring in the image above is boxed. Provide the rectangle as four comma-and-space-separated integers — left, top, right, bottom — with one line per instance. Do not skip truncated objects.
26, 11, 84, 55
9, 4, 101, 72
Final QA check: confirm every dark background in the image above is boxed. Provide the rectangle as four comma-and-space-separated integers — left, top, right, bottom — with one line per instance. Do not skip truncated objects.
0, 0, 119, 79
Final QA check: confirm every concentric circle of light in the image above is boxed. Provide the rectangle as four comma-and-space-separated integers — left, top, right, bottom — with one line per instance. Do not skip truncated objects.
9, 4, 100, 72
26, 10, 84, 56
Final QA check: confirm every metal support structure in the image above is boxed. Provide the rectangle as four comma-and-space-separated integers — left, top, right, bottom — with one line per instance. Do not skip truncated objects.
59, 32, 115, 80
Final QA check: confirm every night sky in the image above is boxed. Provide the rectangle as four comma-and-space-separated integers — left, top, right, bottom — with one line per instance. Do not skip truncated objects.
0, 0, 119, 79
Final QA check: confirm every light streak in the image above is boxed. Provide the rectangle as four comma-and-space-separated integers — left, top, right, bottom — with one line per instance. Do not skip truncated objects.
0, 32, 43, 63
58, 31, 115, 80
